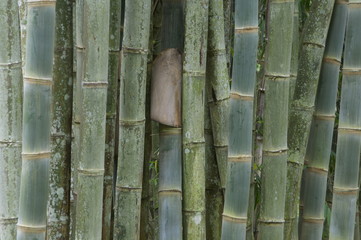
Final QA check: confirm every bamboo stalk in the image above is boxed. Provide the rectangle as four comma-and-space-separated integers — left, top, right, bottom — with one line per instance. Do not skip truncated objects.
299, 2, 347, 239
285, 0, 335, 237
74, 0, 110, 239
329, 2, 361, 239
182, 0, 209, 239
258, 0, 294, 238
221, 0, 258, 239
101, 0, 122, 239
223, 0, 234, 75
113, 0, 152, 239
47, 0, 73, 239
289, 0, 300, 104
0, 1, 22, 239
206, 0, 230, 190
17, 1, 56, 239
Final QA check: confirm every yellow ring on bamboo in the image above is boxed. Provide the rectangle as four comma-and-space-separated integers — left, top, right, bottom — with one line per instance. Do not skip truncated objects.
222, 214, 247, 223
24, 76, 52, 86
27, 0, 56, 7
17, 224, 46, 233
22, 151, 52, 160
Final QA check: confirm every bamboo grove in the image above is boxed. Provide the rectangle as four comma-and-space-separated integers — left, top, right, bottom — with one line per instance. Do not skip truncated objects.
2, 0, 361, 240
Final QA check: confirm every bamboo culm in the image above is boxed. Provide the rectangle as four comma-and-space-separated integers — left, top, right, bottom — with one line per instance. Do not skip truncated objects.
17, 1, 56, 239
74, 0, 110, 239
258, 0, 294, 238
0, 0, 22, 239
329, 2, 361, 239
221, 0, 258, 239
113, 0, 152, 239
47, 0, 73, 238
285, 0, 335, 237
300, 2, 348, 239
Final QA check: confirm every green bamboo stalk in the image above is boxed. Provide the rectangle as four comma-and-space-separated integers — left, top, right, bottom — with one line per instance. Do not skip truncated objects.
205, 104, 223, 240
206, 0, 230, 190
258, 0, 294, 239
17, 1, 56, 239
101, 0, 122, 239
74, 0, 110, 239
329, 2, 361, 239
113, 0, 152, 239
285, 0, 335, 238
300, 2, 347, 239
182, 0, 209, 239
47, 0, 73, 239
0, 1, 22, 239
221, 0, 258, 239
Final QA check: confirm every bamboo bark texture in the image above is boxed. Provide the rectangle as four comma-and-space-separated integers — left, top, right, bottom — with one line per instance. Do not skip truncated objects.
17, 1, 56, 239
206, 0, 230, 190
258, 0, 293, 239
182, 0, 209, 239
113, 0, 151, 239
329, 2, 361, 239
47, 0, 73, 239
74, 0, 110, 239
285, 0, 335, 237
221, 0, 258, 239
300, 2, 348, 239
0, 1, 22, 239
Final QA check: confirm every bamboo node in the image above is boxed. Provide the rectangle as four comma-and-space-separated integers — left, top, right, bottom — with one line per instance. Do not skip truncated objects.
342, 68, 361, 75
234, 26, 259, 34
273, 0, 295, 3
230, 92, 254, 101
22, 151, 52, 160
116, 186, 142, 192
264, 74, 290, 80
222, 214, 247, 223
263, 148, 288, 156
158, 189, 182, 194
119, 119, 146, 126
78, 168, 105, 176
313, 113, 336, 120
338, 127, 361, 134
0, 217, 18, 225
228, 155, 253, 163
82, 81, 108, 88
160, 128, 182, 135
27, 0, 56, 7
333, 187, 359, 195
183, 70, 206, 77
0, 61, 22, 69
303, 41, 325, 48
0, 140, 22, 147
122, 47, 148, 55
24, 76, 53, 86
349, 2, 361, 8
258, 219, 285, 225
302, 217, 324, 224
17, 224, 46, 233
323, 57, 341, 65
306, 166, 328, 175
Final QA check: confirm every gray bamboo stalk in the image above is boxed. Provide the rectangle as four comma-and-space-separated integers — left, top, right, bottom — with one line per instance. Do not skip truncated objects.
223, 0, 233, 74
300, 2, 348, 239
17, 1, 56, 239
47, 0, 73, 239
101, 0, 122, 239
182, 0, 209, 239
221, 0, 258, 239
113, 0, 152, 239
258, 0, 294, 238
285, 0, 335, 238
205, 104, 223, 240
329, 2, 361, 239
74, 0, 110, 239
0, 1, 22, 239
289, 0, 300, 104
206, 0, 230, 190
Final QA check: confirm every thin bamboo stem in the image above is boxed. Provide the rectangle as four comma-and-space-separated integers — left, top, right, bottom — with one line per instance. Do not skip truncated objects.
0, 1, 22, 239
17, 1, 56, 239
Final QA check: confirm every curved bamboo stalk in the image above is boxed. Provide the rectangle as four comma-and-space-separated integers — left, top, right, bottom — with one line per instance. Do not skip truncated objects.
47, 0, 73, 238
258, 0, 294, 238
113, 0, 152, 239
101, 0, 122, 239
17, 1, 56, 239
221, 0, 258, 239
74, 0, 110, 239
329, 2, 361, 239
182, 0, 209, 238
300, 2, 347, 239
285, 0, 335, 237
206, 0, 230, 190
0, 1, 22, 239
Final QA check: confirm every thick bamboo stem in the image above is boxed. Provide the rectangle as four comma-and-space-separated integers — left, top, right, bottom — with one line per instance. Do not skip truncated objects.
74, 0, 110, 239
113, 1, 152, 239
299, 2, 347, 239
258, 0, 294, 238
0, 1, 22, 239
329, 2, 361, 239
285, 0, 335, 237
221, 0, 258, 239
17, 1, 56, 239
47, 0, 73, 239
